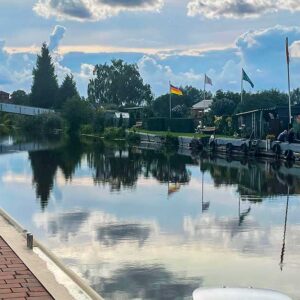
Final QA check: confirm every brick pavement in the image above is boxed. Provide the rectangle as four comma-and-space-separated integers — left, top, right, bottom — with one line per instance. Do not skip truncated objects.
0, 236, 54, 300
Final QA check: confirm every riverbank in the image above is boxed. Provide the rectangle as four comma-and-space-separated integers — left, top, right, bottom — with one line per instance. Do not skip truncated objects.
135, 130, 300, 162
0, 208, 104, 300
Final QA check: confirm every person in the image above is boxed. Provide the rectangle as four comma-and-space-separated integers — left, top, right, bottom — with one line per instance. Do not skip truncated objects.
287, 127, 295, 144
277, 130, 287, 142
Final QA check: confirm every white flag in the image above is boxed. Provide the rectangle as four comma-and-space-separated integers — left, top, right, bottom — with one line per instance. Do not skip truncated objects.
205, 74, 213, 86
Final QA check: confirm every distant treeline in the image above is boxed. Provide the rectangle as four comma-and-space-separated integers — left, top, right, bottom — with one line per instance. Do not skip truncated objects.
3, 43, 300, 136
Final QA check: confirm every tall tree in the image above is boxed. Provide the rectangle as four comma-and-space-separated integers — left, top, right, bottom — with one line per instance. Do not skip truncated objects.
31, 43, 58, 108
62, 95, 93, 133
10, 90, 30, 105
56, 74, 79, 109
88, 59, 153, 107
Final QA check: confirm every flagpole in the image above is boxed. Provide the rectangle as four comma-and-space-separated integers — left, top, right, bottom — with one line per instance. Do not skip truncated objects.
241, 69, 244, 104
286, 38, 292, 125
203, 74, 206, 101
169, 81, 172, 120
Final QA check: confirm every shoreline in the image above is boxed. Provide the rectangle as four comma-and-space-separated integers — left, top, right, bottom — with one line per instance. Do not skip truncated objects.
0, 208, 104, 300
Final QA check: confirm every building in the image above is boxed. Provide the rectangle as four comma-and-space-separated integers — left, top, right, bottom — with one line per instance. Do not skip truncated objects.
191, 99, 213, 119
0, 91, 10, 103
104, 111, 130, 127
235, 105, 300, 139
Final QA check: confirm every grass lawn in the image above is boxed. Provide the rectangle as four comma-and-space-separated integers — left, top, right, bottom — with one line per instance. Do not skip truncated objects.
131, 128, 235, 139
131, 128, 207, 138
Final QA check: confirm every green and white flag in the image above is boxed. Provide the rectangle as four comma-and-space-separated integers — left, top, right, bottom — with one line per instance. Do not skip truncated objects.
242, 68, 254, 88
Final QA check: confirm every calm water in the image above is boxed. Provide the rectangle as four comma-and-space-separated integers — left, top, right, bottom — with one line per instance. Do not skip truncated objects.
1, 136, 300, 299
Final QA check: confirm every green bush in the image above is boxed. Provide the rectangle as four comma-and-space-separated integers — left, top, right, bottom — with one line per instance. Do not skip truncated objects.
62, 96, 93, 133
145, 117, 167, 131
169, 118, 194, 133
164, 133, 179, 150
80, 124, 94, 135
93, 110, 105, 133
103, 127, 126, 140
43, 113, 63, 135
0, 124, 9, 135
16, 113, 62, 136
19, 115, 43, 135
127, 132, 141, 144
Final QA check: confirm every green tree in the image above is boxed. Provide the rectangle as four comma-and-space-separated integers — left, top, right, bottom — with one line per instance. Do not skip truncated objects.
31, 43, 58, 108
57, 74, 79, 109
236, 89, 288, 112
88, 59, 153, 107
182, 86, 211, 107
62, 96, 93, 133
291, 88, 300, 104
210, 98, 236, 116
10, 90, 30, 106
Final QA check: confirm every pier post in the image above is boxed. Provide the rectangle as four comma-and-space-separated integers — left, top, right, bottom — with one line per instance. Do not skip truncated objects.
27, 233, 33, 250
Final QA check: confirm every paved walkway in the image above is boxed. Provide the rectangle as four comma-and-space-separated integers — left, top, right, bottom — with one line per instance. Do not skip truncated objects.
0, 236, 53, 300
0, 212, 74, 300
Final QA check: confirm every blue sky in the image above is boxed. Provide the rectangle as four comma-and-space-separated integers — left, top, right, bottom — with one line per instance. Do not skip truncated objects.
1, 0, 300, 97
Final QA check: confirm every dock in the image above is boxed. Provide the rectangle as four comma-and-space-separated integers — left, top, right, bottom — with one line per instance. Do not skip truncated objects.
0, 209, 104, 300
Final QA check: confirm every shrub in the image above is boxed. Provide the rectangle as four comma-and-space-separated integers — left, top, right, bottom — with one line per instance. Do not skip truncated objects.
145, 118, 167, 131
62, 96, 93, 133
164, 133, 179, 150
43, 113, 63, 135
103, 127, 126, 140
16, 113, 62, 136
93, 110, 105, 133
127, 132, 141, 144
0, 124, 9, 135
80, 124, 94, 135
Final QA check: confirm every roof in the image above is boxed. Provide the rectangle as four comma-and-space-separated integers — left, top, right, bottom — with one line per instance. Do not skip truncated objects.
0, 91, 9, 95
192, 100, 213, 110
234, 107, 276, 117
123, 107, 144, 111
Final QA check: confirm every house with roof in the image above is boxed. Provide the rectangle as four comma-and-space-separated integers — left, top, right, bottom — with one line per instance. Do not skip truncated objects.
234, 104, 300, 139
104, 110, 130, 127
0, 91, 10, 103
191, 99, 213, 119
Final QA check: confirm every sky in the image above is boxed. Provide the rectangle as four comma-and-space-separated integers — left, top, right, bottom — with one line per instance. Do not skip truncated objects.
1, 0, 300, 97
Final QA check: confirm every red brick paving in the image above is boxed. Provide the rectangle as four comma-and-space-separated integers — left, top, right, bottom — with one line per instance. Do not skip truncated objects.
0, 236, 54, 300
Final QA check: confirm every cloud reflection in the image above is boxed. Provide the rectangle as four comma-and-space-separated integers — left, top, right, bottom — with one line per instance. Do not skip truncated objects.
92, 265, 202, 300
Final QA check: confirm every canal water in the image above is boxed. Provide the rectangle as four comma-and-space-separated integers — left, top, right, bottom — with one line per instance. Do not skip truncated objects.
0, 136, 300, 299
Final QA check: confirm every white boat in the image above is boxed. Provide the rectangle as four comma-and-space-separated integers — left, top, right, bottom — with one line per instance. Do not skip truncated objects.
193, 288, 292, 300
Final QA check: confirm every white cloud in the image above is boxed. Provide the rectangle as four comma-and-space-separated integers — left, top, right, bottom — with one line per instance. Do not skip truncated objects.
187, 0, 300, 19
33, 0, 164, 21
2, 24, 300, 96
138, 55, 205, 96
49, 25, 66, 51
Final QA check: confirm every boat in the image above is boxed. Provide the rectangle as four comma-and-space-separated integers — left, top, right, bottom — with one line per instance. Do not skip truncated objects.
193, 288, 292, 300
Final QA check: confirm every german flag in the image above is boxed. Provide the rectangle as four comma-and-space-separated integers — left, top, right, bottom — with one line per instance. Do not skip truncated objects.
170, 84, 183, 96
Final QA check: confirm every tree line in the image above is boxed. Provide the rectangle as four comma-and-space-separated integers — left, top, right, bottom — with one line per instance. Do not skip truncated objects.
6, 43, 300, 135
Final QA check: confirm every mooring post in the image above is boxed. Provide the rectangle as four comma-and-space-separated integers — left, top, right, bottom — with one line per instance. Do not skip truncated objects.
27, 233, 33, 250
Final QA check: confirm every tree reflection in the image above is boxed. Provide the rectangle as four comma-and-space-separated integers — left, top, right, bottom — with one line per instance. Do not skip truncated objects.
200, 156, 300, 199
29, 150, 59, 210
29, 136, 83, 209
86, 147, 142, 191
141, 150, 192, 184
28, 140, 192, 209
29, 139, 300, 210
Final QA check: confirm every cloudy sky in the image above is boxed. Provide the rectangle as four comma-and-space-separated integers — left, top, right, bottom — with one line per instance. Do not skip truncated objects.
1, 0, 300, 97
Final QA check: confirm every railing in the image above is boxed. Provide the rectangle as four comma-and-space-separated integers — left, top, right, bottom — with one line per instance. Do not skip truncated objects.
0, 102, 54, 116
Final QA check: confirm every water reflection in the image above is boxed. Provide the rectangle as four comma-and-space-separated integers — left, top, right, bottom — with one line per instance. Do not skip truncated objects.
1, 138, 300, 299
94, 265, 202, 300
26, 138, 193, 208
